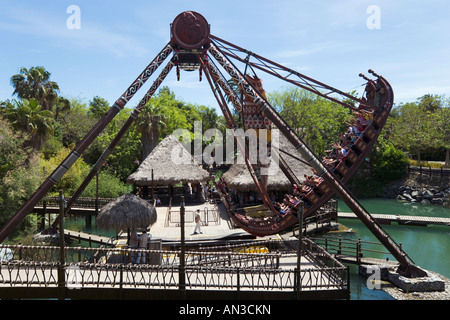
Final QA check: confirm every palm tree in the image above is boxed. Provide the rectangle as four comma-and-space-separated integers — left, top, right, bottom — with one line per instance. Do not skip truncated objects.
135, 103, 166, 159
2, 98, 54, 151
10, 66, 60, 111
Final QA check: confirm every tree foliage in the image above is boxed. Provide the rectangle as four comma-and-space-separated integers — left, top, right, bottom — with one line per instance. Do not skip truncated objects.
10, 66, 60, 111
0, 117, 42, 234
269, 87, 352, 155
386, 94, 449, 165
1, 98, 54, 151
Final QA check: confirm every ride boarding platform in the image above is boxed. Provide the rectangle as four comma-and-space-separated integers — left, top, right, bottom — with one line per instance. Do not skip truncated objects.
147, 201, 257, 243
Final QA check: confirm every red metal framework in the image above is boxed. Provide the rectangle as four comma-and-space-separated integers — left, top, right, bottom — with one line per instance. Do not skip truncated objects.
0, 11, 426, 278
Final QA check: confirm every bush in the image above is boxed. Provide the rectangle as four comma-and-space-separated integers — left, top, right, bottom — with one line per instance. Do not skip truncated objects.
371, 138, 408, 183
81, 171, 132, 198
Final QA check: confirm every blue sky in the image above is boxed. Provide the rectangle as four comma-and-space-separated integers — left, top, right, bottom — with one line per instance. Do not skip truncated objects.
1, 0, 449, 111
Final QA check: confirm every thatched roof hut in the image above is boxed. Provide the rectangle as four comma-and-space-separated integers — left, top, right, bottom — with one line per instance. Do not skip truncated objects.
222, 129, 311, 192
127, 134, 210, 187
96, 193, 157, 233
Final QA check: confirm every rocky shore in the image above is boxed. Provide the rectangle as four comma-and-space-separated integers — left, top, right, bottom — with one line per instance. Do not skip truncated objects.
382, 184, 450, 208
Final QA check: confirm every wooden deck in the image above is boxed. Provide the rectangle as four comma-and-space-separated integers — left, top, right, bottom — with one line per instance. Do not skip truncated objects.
64, 229, 113, 246
148, 202, 257, 242
0, 246, 350, 300
334, 254, 399, 267
338, 212, 450, 226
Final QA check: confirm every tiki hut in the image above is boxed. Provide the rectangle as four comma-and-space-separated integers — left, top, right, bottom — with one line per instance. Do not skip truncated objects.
127, 135, 210, 199
222, 129, 311, 192
96, 193, 157, 233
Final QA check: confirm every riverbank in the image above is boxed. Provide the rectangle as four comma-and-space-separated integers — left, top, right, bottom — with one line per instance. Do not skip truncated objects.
382, 184, 450, 207
380, 169, 450, 208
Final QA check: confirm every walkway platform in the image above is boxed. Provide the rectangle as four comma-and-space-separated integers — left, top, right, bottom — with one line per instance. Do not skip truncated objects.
147, 202, 263, 243
64, 229, 113, 246
338, 212, 450, 226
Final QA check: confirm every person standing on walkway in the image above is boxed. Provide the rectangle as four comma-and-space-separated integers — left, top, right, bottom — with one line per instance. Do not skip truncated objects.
193, 210, 202, 234
129, 229, 139, 263
136, 229, 149, 264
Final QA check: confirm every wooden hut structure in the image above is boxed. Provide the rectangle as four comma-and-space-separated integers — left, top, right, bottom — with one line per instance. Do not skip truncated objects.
222, 129, 311, 194
96, 193, 157, 233
127, 135, 210, 202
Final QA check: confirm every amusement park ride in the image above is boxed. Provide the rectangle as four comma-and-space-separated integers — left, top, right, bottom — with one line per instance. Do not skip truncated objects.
0, 11, 427, 278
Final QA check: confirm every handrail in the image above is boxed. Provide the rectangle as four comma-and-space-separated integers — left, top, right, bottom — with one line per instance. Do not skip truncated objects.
0, 243, 348, 294
0, 244, 281, 268
310, 235, 395, 261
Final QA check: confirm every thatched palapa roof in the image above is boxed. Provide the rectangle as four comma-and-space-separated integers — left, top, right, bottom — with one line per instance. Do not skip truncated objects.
96, 193, 157, 233
222, 129, 311, 191
127, 134, 210, 186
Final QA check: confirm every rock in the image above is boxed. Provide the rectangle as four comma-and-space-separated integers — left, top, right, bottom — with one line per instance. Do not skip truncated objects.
422, 190, 434, 200
431, 198, 444, 205
387, 269, 445, 293
411, 190, 420, 198
403, 193, 413, 201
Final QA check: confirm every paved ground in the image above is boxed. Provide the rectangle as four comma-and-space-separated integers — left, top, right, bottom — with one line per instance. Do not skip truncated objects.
147, 201, 275, 242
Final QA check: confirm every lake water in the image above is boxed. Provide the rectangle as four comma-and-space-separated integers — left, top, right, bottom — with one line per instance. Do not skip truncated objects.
337, 198, 450, 300
65, 198, 450, 300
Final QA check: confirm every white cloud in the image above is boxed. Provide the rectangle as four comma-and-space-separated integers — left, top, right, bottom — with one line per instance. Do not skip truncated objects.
0, 5, 150, 58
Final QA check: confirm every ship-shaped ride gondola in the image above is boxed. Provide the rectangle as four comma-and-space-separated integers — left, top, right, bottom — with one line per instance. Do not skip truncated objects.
214, 69, 393, 237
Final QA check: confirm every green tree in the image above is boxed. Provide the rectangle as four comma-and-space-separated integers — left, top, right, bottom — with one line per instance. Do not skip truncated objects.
0, 117, 41, 236
388, 102, 435, 163
81, 171, 132, 198
417, 93, 442, 112
40, 146, 89, 196
370, 137, 409, 182
433, 98, 450, 167
135, 87, 191, 159
89, 96, 110, 118
10, 66, 60, 111
1, 98, 54, 151
58, 98, 97, 147
136, 102, 167, 159
86, 109, 142, 182
269, 87, 351, 155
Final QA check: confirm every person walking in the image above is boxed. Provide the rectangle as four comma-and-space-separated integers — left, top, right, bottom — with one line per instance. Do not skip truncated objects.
193, 209, 202, 234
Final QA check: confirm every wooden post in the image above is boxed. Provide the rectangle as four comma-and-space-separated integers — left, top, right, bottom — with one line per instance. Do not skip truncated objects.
179, 196, 186, 299
338, 235, 342, 255
43, 199, 47, 230
296, 202, 304, 296
58, 191, 66, 300
357, 239, 362, 264
151, 169, 154, 199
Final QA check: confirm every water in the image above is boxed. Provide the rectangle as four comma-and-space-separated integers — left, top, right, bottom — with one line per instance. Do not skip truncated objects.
337, 198, 450, 300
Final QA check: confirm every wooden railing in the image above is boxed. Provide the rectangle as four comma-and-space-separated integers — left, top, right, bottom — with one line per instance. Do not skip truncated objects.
0, 241, 349, 296
310, 235, 397, 264
408, 165, 450, 177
